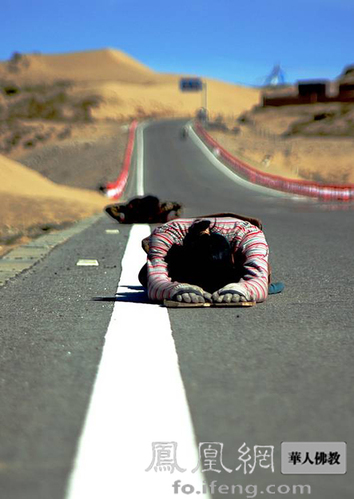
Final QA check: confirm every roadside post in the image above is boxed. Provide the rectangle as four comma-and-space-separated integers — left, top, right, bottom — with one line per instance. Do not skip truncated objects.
179, 77, 208, 124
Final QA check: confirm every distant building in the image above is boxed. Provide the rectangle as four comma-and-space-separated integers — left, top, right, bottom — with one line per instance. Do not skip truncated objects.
297, 80, 328, 103
261, 66, 354, 107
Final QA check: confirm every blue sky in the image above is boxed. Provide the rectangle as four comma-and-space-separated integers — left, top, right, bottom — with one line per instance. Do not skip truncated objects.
1, 0, 353, 86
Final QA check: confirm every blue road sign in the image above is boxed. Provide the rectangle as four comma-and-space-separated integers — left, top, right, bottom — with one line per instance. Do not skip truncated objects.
179, 78, 203, 91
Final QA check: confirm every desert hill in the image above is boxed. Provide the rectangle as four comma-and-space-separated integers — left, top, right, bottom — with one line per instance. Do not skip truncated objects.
0, 48, 260, 121
0, 48, 157, 84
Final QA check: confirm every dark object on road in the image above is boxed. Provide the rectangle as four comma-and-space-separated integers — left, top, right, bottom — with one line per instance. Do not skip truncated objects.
180, 126, 189, 139
196, 107, 208, 122
104, 195, 183, 224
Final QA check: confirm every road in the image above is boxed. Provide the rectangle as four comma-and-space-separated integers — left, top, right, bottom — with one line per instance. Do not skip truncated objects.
0, 118, 353, 499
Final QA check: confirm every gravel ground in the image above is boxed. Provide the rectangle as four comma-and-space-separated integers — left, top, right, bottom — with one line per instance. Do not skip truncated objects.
14, 122, 129, 191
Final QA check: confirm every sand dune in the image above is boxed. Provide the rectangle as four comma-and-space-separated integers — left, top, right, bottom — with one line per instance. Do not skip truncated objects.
0, 154, 107, 251
0, 153, 106, 203
0, 49, 261, 119
69, 77, 260, 120
0, 48, 156, 84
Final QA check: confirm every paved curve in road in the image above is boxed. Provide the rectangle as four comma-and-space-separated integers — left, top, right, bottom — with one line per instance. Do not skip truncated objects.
0, 118, 353, 499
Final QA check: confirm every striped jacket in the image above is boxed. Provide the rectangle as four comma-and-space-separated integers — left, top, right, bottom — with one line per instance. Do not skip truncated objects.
146, 217, 269, 303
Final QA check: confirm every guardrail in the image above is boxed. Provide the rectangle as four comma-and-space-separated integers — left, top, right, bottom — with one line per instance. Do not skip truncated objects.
105, 120, 138, 199
194, 121, 354, 201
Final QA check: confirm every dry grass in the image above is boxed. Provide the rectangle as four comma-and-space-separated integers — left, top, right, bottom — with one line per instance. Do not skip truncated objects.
206, 105, 354, 184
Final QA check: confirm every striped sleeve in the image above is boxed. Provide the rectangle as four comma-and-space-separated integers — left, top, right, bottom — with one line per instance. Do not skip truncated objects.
146, 219, 192, 302
230, 224, 269, 302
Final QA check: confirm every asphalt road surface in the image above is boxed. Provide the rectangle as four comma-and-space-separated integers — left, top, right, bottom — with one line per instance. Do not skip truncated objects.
0, 118, 353, 499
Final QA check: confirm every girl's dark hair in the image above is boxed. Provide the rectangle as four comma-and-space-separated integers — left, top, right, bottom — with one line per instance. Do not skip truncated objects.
166, 220, 244, 292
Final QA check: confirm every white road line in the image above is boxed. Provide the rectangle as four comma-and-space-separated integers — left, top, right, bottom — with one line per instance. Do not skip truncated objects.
66, 123, 211, 499
136, 122, 145, 196
66, 225, 209, 499
188, 123, 307, 200
76, 259, 99, 266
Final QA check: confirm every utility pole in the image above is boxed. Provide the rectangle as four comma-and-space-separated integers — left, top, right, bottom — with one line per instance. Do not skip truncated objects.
179, 77, 207, 122
202, 81, 207, 111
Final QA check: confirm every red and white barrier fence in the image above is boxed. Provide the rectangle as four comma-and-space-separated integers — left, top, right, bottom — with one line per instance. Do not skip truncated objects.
105, 120, 138, 199
194, 122, 354, 201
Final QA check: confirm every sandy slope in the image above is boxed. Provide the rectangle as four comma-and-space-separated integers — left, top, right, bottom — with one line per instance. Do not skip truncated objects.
83, 78, 260, 120
0, 154, 107, 202
0, 49, 261, 119
0, 49, 156, 84
207, 105, 354, 184
211, 130, 354, 184
0, 154, 107, 255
